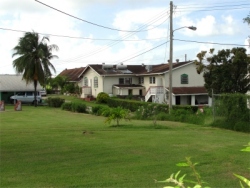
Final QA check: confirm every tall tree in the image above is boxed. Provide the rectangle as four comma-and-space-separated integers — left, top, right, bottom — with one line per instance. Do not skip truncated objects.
194, 48, 250, 96
243, 12, 250, 25
12, 31, 58, 106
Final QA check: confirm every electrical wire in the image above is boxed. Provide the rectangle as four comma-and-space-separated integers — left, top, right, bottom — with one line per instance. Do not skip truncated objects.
119, 41, 168, 64
174, 39, 249, 47
0, 27, 168, 42
176, 0, 250, 6
35, 0, 168, 33
54, 13, 170, 63
175, 6, 250, 12
176, 3, 250, 9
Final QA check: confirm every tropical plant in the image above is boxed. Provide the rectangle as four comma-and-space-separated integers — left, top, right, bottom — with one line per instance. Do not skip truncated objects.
234, 142, 250, 188
12, 31, 58, 106
104, 107, 130, 126
155, 157, 210, 188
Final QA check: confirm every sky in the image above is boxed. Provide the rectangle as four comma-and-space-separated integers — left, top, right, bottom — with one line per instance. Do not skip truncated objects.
0, 0, 249, 76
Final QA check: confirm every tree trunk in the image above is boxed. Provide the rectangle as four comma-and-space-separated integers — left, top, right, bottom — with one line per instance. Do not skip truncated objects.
34, 80, 37, 107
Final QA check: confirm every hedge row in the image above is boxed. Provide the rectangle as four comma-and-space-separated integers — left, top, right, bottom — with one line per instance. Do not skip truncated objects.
61, 102, 87, 113
107, 98, 198, 113
46, 97, 65, 108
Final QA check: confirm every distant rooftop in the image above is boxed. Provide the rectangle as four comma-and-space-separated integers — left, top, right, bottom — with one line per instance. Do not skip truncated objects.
58, 67, 85, 82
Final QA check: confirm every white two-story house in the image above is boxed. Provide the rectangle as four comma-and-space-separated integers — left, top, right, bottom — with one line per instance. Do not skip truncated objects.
77, 61, 211, 106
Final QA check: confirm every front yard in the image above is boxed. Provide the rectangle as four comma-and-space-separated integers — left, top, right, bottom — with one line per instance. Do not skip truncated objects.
0, 105, 249, 187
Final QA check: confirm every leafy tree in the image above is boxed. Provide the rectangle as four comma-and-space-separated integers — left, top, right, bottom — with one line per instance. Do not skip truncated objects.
243, 12, 250, 48
50, 75, 68, 93
194, 48, 250, 96
243, 12, 250, 25
12, 31, 58, 106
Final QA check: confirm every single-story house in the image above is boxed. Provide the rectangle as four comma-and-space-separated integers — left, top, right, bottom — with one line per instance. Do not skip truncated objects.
0, 74, 43, 103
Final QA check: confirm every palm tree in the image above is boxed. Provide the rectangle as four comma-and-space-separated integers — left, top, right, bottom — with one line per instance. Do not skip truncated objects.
12, 31, 58, 107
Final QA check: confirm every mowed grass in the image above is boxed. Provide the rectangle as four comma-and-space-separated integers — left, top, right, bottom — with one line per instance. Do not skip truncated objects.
0, 106, 249, 188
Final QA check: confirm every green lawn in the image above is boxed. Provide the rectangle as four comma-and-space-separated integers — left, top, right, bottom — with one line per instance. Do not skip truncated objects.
0, 105, 249, 187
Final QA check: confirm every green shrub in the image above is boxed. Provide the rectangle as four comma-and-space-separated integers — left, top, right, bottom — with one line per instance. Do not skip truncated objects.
47, 97, 65, 108
172, 105, 198, 113
211, 119, 250, 133
156, 112, 169, 121
101, 107, 112, 117
61, 102, 72, 111
92, 105, 103, 115
107, 98, 168, 112
71, 102, 86, 113
96, 92, 110, 103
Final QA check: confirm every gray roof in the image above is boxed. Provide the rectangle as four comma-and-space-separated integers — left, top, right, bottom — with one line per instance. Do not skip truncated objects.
0, 74, 43, 92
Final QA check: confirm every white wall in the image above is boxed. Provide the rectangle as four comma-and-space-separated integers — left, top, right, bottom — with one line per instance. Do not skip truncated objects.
164, 63, 204, 87
80, 67, 104, 98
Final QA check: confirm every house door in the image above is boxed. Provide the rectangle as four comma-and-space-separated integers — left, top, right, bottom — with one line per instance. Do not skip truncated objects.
139, 89, 142, 96
176, 96, 180, 105
128, 89, 133, 95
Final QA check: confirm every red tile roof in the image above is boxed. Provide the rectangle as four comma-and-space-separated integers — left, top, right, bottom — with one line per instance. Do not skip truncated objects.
58, 67, 85, 82
172, 87, 207, 95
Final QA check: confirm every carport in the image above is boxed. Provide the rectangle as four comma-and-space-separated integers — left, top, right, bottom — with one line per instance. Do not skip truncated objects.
0, 75, 43, 104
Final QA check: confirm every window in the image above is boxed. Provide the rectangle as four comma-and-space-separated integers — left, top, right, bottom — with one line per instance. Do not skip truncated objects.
181, 74, 188, 84
139, 77, 144, 84
26, 92, 33, 96
17, 92, 25, 96
125, 78, 132, 84
149, 77, 155, 84
119, 78, 124, 84
84, 77, 88, 86
94, 77, 98, 88
119, 77, 132, 84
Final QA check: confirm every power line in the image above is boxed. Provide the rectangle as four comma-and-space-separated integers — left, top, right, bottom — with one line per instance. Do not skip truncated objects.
174, 39, 249, 47
119, 41, 168, 64
176, 0, 250, 7
175, 6, 250, 12
0, 27, 167, 42
176, 3, 250, 9
55, 13, 170, 63
35, 0, 168, 33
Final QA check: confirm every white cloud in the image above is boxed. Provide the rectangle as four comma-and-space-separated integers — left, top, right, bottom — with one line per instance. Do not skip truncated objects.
112, 8, 166, 31
177, 15, 241, 37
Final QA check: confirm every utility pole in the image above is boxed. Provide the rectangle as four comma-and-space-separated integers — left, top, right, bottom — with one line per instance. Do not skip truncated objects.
169, 1, 173, 114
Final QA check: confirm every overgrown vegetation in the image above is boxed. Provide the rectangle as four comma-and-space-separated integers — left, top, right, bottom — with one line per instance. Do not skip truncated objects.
46, 97, 65, 107
211, 93, 250, 133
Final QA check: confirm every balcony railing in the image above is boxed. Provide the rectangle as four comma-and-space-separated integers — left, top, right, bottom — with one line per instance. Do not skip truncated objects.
145, 86, 164, 102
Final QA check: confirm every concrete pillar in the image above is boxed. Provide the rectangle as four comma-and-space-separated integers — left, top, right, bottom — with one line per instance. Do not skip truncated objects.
208, 97, 212, 106
191, 95, 196, 106
172, 95, 176, 105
